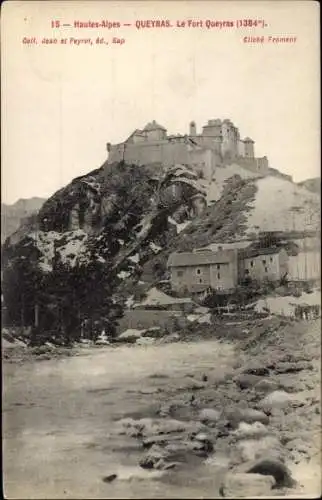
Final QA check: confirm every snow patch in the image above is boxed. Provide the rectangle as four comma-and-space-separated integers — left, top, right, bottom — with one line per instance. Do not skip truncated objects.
96, 256, 106, 263
125, 295, 135, 308
255, 290, 321, 317
187, 314, 199, 322
167, 216, 191, 234
38, 262, 52, 273
176, 221, 191, 233
57, 231, 89, 268
128, 254, 139, 263
117, 270, 132, 280
149, 242, 162, 254
197, 313, 212, 324
29, 230, 90, 271
119, 328, 144, 340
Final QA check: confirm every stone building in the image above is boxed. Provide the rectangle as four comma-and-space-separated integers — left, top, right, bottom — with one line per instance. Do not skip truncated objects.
288, 249, 321, 282
167, 248, 238, 293
238, 247, 289, 283
106, 118, 270, 181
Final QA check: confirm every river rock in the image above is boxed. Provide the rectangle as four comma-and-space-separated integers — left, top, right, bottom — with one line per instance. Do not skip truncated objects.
243, 366, 270, 377
236, 435, 284, 462
164, 439, 207, 460
139, 445, 168, 469
221, 472, 275, 497
258, 390, 299, 411
279, 378, 307, 393
136, 336, 155, 346
246, 458, 297, 488
158, 402, 177, 417
285, 438, 311, 454
179, 378, 206, 391
159, 333, 180, 344
116, 465, 165, 480
193, 432, 214, 452
232, 421, 269, 441
234, 374, 262, 390
199, 408, 221, 425
102, 474, 118, 483
116, 417, 189, 438
142, 433, 183, 449
118, 329, 143, 342
224, 407, 269, 427
274, 361, 314, 374
254, 379, 280, 394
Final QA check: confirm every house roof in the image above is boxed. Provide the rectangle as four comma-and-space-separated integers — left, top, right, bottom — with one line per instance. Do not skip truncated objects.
167, 250, 235, 268
143, 120, 167, 132
239, 247, 285, 259
124, 129, 145, 142
133, 287, 192, 307
244, 137, 254, 143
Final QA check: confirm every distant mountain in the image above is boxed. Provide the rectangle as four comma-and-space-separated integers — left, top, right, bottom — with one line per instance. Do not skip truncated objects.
1, 197, 46, 243
297, 177, 321, 194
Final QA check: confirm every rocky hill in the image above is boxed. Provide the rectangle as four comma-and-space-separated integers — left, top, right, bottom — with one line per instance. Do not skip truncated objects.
1, 197, 46, 244
2, 160, 320, 345
1, 161, 209, 343
297, 177, 321, 194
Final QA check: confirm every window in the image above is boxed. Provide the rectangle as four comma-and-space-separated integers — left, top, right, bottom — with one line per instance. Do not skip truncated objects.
177, 270, 183, 277
250, 261, 254, 267
245, 269, 250, 275
217, 273, 221, 279
262, 260, 266, 265
265, 267, 268, 273
217, 264, 220, 270
196, 269, 201, 275
199, 278, 203, 283
270, 257, 273, 262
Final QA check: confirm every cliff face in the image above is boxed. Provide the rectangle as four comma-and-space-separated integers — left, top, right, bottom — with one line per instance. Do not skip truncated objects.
1, 162, 209, 343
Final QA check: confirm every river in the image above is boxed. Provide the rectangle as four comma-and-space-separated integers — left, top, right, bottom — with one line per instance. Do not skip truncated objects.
3, 339, 236, 499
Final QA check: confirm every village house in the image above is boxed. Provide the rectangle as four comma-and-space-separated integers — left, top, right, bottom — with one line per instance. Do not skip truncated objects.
132, 287, 193, 312
116, 287, 193, 333
238, 247, 289, 283
167, 245, 292, 294
167, 248, 238, 293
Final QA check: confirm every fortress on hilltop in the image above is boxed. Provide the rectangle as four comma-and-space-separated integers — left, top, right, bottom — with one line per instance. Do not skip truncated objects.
106, 118, 278, 182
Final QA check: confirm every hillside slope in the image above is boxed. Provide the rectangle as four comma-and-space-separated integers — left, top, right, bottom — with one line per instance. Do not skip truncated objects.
1, 162, 208, 342
297, 177, 321, 194
246, 176, 320, 235
206, 166, 319, 237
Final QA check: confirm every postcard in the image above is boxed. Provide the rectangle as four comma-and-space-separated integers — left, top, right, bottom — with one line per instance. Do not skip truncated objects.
1, 1, 320, 499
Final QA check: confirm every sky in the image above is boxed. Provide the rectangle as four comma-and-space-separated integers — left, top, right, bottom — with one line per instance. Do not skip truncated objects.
1, 1, 320, 204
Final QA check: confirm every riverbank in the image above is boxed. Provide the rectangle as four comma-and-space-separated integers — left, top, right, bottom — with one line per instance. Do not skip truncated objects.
3, 317, 321, 498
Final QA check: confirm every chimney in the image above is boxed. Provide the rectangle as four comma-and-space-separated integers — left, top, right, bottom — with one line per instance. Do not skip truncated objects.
189, 121, 197, 136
